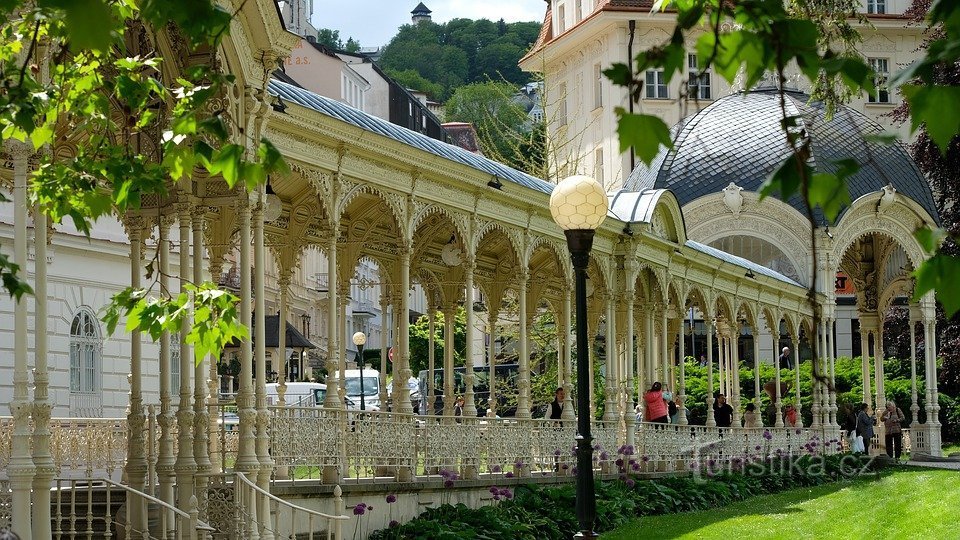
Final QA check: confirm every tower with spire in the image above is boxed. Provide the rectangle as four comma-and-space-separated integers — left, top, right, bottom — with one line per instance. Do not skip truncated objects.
411, 2, 432, 24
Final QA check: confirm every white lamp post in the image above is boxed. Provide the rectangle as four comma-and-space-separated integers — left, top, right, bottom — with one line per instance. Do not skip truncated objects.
352, 331, 367, 411
549, 174, 608, 539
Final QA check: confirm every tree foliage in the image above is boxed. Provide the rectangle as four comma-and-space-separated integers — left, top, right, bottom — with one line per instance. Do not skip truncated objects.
444, 81, 540, 171
379, 18, 541, 100
0, 0, 286, 364
408, 308, 468, 375
316, 27, 361, 52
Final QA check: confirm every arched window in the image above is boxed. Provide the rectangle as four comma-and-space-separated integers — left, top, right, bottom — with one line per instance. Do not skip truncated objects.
70, 308, 101, 393
709, 235, 802, 284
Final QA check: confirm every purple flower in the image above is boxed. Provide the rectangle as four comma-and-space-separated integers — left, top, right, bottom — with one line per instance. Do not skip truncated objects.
561, 464, 569, 470
572, 467, 578, 475
493, 494, 501, 501
763, 430, 773, 440
443, 479, 454, 488
367, 505, 374, 512
600, 451, 609, 460
626, 479, 636, 488
353, 503, 367, 516
615, 458, 625, 467
641, 455, 650, 463
554, 449, 562, 457
755, 445, 762, 451
593, 443, 601, 450
796, 428, 802, 435
514, 460, 524, 468
389, 520, 399, 529
386, 494, 397, 504
489, 486, 499, 494
505, 472, 514, 478
503, 489, 513, 500
491, 464, 502, 473
619, 474, 627, 481
631, 463, 640, 471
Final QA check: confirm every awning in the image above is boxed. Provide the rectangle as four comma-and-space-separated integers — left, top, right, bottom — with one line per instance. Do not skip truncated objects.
226, 314, 317, 349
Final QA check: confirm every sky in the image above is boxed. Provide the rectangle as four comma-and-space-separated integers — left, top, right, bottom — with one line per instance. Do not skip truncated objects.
311, 0, 546, 48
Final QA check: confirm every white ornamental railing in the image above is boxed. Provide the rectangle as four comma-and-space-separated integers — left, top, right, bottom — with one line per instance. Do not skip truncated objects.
202, 473, 347, 540
0, 417, 128, 480
51, 477, 213, 539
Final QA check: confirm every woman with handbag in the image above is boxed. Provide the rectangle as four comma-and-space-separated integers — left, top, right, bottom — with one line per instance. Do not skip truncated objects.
882, 401, 906, 462
854, 403, 875, 454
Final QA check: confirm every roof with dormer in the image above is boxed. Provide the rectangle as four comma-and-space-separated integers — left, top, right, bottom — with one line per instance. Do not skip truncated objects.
623, 88, 939, 225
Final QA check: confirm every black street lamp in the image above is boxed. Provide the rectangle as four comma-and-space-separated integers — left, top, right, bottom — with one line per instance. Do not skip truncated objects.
353, 331, 367, 411
549, 174, 608, 539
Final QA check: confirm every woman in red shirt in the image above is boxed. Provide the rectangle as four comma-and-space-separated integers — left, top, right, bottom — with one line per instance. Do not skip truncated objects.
644, 382, 669, 423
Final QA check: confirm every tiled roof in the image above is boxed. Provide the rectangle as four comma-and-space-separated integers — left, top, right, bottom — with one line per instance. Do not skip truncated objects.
520, 4, 553, 64
685, 240, 801, 286
267, 79, 555, 195
624, 88, 939, 225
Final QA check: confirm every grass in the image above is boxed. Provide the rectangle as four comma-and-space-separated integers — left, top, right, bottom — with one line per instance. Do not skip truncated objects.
940, 443, 960, 456
603, 468, 960, 540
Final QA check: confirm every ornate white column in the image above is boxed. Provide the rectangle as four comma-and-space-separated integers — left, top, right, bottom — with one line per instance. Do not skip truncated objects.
753, 320, 762, 417
603, 294, 618, 422
207, 258, 223, 473
323, 234, 341, 409
235, 199, 259, 476
486, 307, 497, 416
811, 321, 823, 429
908, 306, 920, 427
192, 207, 212, 499
463, 257, 478, 417
443, 304, 456, 417
253, 199, 274, 489
120, 217, 146, 531
624, 289, 638, 437
717, 331, 726, 398
660, 306, 668, 386
793, 332, 802, 425
380, 291, 390, 403
516, 271, 531, 419
277, 275, 289, 403
768, 319, 782, 428
922, 306, 942, 455
730, 323, 741, 427
337, 285, 347, 402
705, 318, 716, 427
676, 303, 687, 425
32, 195, 55, 539
875, 325, 886, 415
8, 140, 34, 539
561, 289, 575, 421
428, 306, 437, 415
157, 216, 176, 516
396, 244, 414, 414
860, 319, 872, 406
174, 203, 197, 506
827, 318, 838, 427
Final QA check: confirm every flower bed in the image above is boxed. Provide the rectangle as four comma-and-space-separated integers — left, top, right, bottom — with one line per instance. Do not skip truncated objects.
369, 453, 885, 539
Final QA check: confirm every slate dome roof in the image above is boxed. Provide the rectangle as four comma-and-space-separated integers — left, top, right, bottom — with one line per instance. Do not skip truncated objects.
623, 88, 939, 224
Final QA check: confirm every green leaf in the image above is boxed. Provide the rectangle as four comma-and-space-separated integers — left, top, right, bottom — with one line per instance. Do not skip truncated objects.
602, 63, 632, 87
808, 172, 850, 224
913, 252, 960, 317
55, 0, 117, 51
915, 227, 948, 253
759, 156, 809, 203
901, 85, 960, 153
614, 109, 673, 166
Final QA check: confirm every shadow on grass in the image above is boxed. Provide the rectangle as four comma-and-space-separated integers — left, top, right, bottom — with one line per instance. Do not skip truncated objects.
602, 480, 854, 539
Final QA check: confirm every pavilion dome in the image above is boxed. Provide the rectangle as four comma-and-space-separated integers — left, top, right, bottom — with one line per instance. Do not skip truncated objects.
623, 88, 939, 224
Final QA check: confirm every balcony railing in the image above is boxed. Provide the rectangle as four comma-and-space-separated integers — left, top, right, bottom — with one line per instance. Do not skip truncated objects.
351, 299, 376, 317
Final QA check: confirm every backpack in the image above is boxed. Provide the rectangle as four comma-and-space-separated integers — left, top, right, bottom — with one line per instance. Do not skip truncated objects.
668, 400, 678, 416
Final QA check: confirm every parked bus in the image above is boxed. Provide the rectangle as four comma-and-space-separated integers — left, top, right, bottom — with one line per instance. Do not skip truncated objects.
417, 364, 524, 417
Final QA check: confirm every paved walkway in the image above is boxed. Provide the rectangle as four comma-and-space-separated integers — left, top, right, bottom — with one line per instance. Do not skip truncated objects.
906, 460, 960, 470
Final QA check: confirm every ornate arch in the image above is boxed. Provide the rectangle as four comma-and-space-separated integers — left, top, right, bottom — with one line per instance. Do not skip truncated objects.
831, 191, 932, 272
411, 203, 469, 247
337, 182, 405, 233
473, 220, 523, 263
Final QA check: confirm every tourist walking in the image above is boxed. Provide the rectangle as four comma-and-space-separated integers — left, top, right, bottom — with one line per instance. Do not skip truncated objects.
855, 403, 876, 454
548, 387, 564, 421
713, 394, 734, 427
778, 346, 793, 370
743, 402, 761, 428
881, 401, 906, 462
454, 395, 465, 423
644, 382, 669, 423
784, 404, 799, 427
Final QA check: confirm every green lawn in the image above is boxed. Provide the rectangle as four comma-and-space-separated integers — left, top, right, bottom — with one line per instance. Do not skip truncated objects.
603, 469, 960, 540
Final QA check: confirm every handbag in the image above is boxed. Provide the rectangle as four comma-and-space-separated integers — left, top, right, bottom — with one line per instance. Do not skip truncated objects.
852, 434, 865, 453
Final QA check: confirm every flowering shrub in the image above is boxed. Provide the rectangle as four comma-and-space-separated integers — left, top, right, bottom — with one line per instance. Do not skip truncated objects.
368, 453, 886, 540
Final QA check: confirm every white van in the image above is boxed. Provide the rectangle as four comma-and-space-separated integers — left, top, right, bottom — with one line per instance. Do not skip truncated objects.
342, 368, 381, 410
265, 382, 326, 407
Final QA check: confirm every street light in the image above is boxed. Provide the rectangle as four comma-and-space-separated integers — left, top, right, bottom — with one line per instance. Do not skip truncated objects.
353, 331, 367, 411
549, 174, 608, 539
